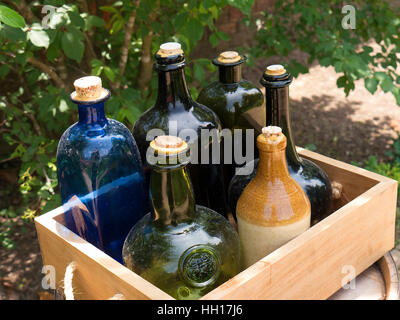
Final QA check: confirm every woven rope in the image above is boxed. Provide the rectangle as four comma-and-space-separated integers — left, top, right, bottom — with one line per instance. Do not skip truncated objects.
63, 261, 125, 300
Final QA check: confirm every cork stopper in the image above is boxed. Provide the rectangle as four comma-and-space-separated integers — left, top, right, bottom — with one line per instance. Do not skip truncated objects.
150, 135, 188, 155
71, 76, 109, 102
217, 51, 241, 64
265, 64, 286, 76
262, 126, 282, 137
157, 42, 183, 57
258, 126, 286, 151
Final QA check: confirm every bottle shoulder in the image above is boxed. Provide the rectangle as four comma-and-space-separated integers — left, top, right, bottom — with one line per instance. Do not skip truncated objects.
199, 79, 263, 99
133, 101, 222, 138
126, 205, 237, 238
57, 118, 142, 163
59, 119, 135, 144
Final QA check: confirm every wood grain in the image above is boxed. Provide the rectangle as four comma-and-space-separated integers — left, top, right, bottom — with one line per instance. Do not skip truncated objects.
35, 206, 173, 300
35, 149, 398, 300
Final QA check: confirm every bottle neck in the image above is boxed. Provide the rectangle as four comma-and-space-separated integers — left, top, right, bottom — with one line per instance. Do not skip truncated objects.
150, 164, 196, 227
257, 148, 290, 179
265, 86, 300, 163
155, 67, 191, 108
218, 65, 242, 84
77, 102, 107, 126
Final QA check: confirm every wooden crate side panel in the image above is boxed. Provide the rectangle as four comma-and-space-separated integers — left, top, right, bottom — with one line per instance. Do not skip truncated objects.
297, 148, 383, 202
35, 217, 173, 300
203, 180, 397, 300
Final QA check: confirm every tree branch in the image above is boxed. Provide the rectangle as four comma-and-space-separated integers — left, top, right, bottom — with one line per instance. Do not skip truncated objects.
137, 31, 154, 91
27, 57, 67, 91
115, 1, 141, 89
137, 3, 159, 92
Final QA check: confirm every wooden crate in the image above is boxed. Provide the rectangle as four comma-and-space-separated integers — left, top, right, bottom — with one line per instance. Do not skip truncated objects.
35, 147, 398, 300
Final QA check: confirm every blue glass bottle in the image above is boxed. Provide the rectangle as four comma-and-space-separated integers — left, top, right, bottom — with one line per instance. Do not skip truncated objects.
56, 77, 149, 262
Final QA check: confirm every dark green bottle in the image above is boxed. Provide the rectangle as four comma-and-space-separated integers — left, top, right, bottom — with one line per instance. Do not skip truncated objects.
132, 42, 228, 216
122, 135, 241, 300
197, 51, 264, 199
228, 64, 333, 225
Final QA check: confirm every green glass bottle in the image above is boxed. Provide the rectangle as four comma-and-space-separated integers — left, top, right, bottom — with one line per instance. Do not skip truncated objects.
122, 135, 242, 300
197, 51, 264, 211
132, 42, 228, 217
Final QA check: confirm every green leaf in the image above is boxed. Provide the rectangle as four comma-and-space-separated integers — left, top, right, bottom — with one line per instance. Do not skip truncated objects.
85, 15, 105, 29
209, 33, 218, 47
3, 24, 26, 41
380, 76, 394, 93
374, 72, 387, 82
227, 0, 254, 16
365, 78, 378, 94
68, 11, 85, 29
174, 12, 188, 30
0, 65, 10, 79
319, 57, 331, 67
0, 5, 25, 28
216, 31, 230, 41
185, 18, 204, 44
103, 66, 116, 82
46, 43, 60, 62
61, 31, 84, 62
336, 75, 346, 88
28, 29, 50, 48
194, 63, 205, 82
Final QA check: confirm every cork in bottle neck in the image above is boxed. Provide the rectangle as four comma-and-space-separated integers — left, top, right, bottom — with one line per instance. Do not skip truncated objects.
257, 126, 287, 152
71, 76, 110, 103
150, 135, 189, 155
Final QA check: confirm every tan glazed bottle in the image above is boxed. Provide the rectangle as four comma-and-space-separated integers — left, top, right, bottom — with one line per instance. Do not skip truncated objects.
236, 126, 311, 268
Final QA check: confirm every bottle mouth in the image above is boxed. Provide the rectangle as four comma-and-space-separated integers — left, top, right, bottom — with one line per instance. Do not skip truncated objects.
154, 42, 186, 71
212, 51, 246, 67
147, 135, 191, 169
257, 126, 287, 152
260, 64, 292, 88
70, 76, 111, 104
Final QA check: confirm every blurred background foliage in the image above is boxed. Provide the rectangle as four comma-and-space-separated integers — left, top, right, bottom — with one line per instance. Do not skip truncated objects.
0, 0, 400, 249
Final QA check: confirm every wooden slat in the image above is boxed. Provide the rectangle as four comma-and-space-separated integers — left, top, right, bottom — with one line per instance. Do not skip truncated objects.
35, 208, 173, 300
202, 178, 397, 300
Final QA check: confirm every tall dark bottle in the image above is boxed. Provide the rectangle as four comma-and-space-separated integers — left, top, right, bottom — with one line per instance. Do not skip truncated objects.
197, 51, 264, 198
56, 76, 149, 262
228, 65, 332, 224
132, 42, 228, 216
123, 135, 241, 300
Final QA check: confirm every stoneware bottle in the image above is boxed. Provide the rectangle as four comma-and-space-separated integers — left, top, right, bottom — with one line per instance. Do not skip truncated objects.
229, 64, 332, 224
132, 42, 228, 217
236, 126, 311, 268
56, 76, 149, 262
123, 135, 241, 300
197, 51, 264, 209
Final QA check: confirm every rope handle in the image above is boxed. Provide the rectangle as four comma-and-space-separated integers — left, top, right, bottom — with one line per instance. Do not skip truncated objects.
62, 261, 125, 300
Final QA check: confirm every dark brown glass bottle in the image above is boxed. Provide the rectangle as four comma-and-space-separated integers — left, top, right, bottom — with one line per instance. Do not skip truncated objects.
132, 42, 228, 216
197, 51, 264, 208
228, 65, 333, 224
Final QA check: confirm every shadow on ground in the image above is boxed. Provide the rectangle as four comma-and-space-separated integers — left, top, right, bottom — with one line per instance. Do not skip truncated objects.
289, 94, 394, 164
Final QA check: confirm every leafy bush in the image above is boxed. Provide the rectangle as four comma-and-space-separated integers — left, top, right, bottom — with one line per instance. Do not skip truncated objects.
0, 0, 400, 249
253, 0, 400, 101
